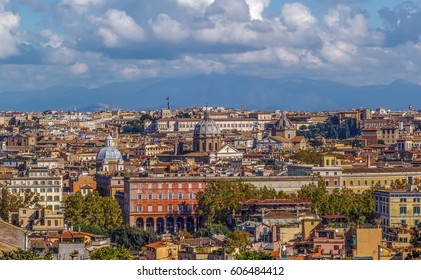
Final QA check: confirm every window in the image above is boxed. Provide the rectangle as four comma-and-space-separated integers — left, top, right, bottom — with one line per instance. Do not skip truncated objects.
47, 188, 52, 192
364, 180, 368, 185
400, 206, 407, 214
178, 194, 183, 199
334, 245, 339, 250
158, 183, 162, 189
147, 205, 152, 212
357, 180, 361, 186
178, 183, 182, 189
168, 205, 173, 212
55, 188, 60, 193
188, 183, 192, 189
188, 193, 194, 199
414, 198, 421, 202
47, 220, 51, 227
187, 205, 193, 212
325, 180, 329, 186
137, 206, 142, 212
47, 196, 52, 202
137, 194, 142, 200
54, 196, 59, 201
334, 180, 338, 186
158, 205, 162, 212
198, 183, 202, 189
178, 205, 184, 212
416, 220, 419, 226
148, 183, 152, 189
334, 172, 337, 176
400, 198, 407, 203
168, 183, 173, 189
147, 194, 153, 200
157, 194, 163, 200
413, 206, 420, 214
350, 180, 354, 186
55, 220, 58, 226
167, 194, 173, 199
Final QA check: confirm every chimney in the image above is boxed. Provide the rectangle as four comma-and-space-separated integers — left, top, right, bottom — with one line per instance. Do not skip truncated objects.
367, 155, 371, 168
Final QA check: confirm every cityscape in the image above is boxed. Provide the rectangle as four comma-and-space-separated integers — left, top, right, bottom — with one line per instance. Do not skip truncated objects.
0, 104, 421, 260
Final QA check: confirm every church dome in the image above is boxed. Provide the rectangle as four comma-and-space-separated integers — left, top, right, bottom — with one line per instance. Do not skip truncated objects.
274, 111, 294, 129
96, 146, 123, 161
194, 110, 219, 137
96, 134, 123, 161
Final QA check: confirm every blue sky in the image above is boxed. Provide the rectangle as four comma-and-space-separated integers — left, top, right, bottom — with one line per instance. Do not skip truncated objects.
1, 0, 421, 92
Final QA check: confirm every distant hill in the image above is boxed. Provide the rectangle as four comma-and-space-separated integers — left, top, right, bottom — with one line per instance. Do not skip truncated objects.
0, 74, 420, 112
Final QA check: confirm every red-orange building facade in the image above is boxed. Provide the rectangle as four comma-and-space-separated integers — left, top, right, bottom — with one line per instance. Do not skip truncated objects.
124, 177, 207, 234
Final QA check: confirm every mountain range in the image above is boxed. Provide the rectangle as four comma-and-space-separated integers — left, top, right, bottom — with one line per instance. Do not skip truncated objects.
0, 74, 419, 112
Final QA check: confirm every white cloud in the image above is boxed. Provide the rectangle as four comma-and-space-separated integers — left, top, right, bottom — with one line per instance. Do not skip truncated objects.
184, 55, 226, 74
41, 29, 64, 49
195, 21, 257, 44
70, 62, 88, 75
149, 14, 189, 43
245, 0, 270, 21
61, 0, 105, 13
281, 2, 317, 31
176, 0, 215, 11
121, 66, 140, 79
324, 4, 382, 45
0, 9, 20, 59
96, 9, 145, 48
321, 40, 356, 64
46, 47, 76, 64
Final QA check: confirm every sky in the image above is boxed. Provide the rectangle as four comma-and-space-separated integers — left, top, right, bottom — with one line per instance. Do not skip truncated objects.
1, 0, 421, 92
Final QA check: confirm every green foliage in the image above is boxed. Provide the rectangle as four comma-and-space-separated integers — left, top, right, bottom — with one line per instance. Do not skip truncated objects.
90, 246, 134, 260
0, 249, 52, 260
122, 120, 142, 134
110, 225, 159, 250
297, 115, 358, 140
297, 183, 375, 223
410, 224, 421, 248
64, 191, 122, 229
224, 230, 252, 251
291, 150, 321, 164
235, 250, 276, 260
197, 181, 282, 228
0, 187, 41, 221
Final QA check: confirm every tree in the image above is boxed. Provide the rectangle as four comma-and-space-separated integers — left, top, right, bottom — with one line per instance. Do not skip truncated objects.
90, 246, 134, 260
64, 193, 86, 225
224, 230, 252, 251
297, 183, 375, 223
102, 196, 124, 229
0, 249, 52, 260
235, 250, 276, 260
0, 187, 41, 221
110, 225, 158, 250
64, 191, 122, 229
197, 181, 261, 227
